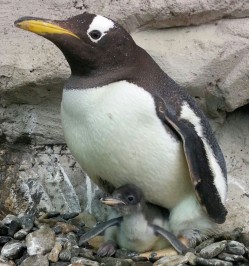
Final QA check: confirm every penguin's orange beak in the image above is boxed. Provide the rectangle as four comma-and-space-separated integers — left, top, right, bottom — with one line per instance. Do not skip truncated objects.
14, 16, 79, 39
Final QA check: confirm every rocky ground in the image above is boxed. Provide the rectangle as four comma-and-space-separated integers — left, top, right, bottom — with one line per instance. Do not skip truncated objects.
0, 212, 249, 266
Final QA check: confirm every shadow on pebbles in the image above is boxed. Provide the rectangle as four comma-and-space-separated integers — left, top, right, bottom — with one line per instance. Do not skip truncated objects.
0, 212, 248, 266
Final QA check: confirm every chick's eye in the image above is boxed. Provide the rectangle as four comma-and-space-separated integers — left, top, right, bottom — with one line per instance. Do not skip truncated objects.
127, 195, 134, 202
89, 30, 102, 40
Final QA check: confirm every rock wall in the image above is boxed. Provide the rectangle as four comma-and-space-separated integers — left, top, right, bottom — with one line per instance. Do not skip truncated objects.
0, 1, 248, 230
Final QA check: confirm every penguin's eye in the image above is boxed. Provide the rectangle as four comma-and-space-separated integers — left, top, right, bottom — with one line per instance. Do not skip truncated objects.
127, 195, 135, 203
89, 30, 102, 40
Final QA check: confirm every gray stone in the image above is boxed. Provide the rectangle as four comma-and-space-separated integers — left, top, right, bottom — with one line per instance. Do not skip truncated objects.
0, 224, 8, 236
195, 238, 215, 253
14, 229, 29, 240
78, 248, 95, 260
26, 225, 55, 255
59, 249, 72, 262
0, 236, 12, 245
199, 241, 227, 259
48, 241, 63, 262
226, 240, 246, 255
20, 255, 49, 266
71, 257, 100, 266
195, 257, 233, 266
100, 257, 132, 266
1, 216, 17, 226
8, 219, 22, 237
154, 255, 188, 266
19, 214, 35, 231
0, 240, 26, 259
218, 252, 247, 262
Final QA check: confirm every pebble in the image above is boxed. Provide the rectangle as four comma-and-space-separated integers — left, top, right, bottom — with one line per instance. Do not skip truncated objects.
100, 257, 133, 266
19, 214, 35, 232
59, 249, 72, 261
55, 222, 79, 234
20, 254, 49, 266
48, 241, 63, 262
14, 229, 28, 240
26, 225, 55, 255
131, 262, 153, 266
78, 247, 96, 260
1, 215, 17, 226
0, 225, 8, 236
195, 238, 215, 252
0, 236, 12, 245
50, 263, 69, 266
226, 240, 246, 255
195, 257, 233, 266
8, 220, 22, 237
218, 252, 247, 262
71, 257, 100, 266
60, 213, 79, 220
1, 240, 26, 259
199, 241, 227, 259
153, 255, 188, 266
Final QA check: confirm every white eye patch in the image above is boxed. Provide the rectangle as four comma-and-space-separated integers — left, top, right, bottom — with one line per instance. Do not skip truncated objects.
87, 15, 115, 43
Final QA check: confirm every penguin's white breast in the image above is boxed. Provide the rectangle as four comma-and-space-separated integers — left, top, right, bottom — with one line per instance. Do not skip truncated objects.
61, 80, 192, 208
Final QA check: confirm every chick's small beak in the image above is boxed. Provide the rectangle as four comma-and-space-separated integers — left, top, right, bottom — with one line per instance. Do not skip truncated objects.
100, 197, 126, 206
14, 16, 80, 39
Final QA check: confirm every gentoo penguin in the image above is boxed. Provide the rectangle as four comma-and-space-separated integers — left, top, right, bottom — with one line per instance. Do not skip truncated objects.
79, 184, 187, 255
14, 12, 228, 244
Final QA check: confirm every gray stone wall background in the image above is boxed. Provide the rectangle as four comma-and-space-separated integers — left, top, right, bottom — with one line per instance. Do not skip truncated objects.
0, 1, 248, 231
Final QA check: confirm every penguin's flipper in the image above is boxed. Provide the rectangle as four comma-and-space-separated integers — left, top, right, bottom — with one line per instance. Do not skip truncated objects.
79, 216, 123, 246
154, 96, 227, 224
152, 224, 188, 254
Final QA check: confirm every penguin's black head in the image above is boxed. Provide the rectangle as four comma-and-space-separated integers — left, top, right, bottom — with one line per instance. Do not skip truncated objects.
14, 13, 138, 75
101, 184, 144, 215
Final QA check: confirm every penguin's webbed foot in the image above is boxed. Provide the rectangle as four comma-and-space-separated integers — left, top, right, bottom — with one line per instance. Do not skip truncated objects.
97, 240, 117, 257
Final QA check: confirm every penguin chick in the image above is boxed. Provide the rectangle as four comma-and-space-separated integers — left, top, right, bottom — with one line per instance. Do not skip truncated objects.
79, 184, 187, 256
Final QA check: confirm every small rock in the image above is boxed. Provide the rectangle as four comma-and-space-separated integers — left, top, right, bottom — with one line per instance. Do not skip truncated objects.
0, 236, 12, 245
1, 215, 17, 226
185, 252, 197, 265
56, 222, 79, 234
50, 263, 69, 266
8, 220, 22, 237
100, 257, 135, 266
115, 249, 138, 259
19, 214, 35, 232
53, 225, 62, 235
48, 241, 63, 262
61, 213, 79, 220
26, 225, 55, 255
195, 257, 233, 266
131, 262, 153, 266
71, 257, 100, 266
1, 240, 26, 259
0, 224, 8, 236
46, 212, 61, 219
20, 255, 49, 266
14, 229, 28, 240
218, 252, 247, 262
153, 255, 188, 266
70, 213, 96, 229
78, 248, 96, 260
0, 256, 15, 266
67, 232, 78, 243
199, 241, 227, 259
226, 240, 245, 255
195, 238, 215, 253
59, 249, 72, 261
